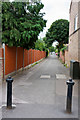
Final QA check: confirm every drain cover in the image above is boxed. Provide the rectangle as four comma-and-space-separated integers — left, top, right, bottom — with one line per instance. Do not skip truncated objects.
56, 74, 67, 79
40, 75, 50, 79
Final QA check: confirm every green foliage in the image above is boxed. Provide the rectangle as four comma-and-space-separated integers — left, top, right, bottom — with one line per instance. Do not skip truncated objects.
2, 1, 47, 49
45, 19, 69, 49
35, 39, 46, 51
61, 46, 67, 55
45, 49, 49, 57
64, 64, 68, 68
55, 49, 58, 53
49, 46, 54, 52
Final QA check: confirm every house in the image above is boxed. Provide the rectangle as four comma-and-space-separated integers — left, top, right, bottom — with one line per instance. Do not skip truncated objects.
68, 0, 80, 64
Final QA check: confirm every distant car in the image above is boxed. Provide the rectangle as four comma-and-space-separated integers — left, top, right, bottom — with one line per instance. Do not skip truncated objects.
56, 53, 58, 55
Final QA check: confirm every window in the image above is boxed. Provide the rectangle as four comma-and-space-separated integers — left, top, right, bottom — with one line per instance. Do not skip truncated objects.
74, 14, 78, 31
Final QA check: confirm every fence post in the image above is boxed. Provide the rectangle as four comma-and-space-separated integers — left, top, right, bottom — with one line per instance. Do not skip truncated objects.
23, 48, 24, 70
16, 47, 17, 73
28, 50, 29, 65
3, 43, 5, 79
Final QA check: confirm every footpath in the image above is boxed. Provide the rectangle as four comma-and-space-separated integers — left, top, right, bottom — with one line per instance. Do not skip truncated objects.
0, 59, 2, 120
1, 53, 78, 119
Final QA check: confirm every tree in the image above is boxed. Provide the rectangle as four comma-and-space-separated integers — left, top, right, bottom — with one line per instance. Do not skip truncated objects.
35, 39, 46, 51
45, 19, 69, 52
49, 46, 54, 52
2, 1, 47, 49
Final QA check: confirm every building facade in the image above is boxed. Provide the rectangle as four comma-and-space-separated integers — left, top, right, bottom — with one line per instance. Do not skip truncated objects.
68, 1, 80, 64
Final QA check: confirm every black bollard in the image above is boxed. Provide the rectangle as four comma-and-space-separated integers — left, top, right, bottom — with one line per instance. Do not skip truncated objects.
6, 76, 13, 109
66, 78, 75, 113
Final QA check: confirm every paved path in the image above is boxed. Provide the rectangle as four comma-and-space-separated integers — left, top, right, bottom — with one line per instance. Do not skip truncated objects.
0, 60, 2, 120
2, 53, 78, 118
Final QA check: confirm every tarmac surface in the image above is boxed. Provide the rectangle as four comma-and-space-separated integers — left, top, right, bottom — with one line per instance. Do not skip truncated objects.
0, 60, 2, 120
1, 53, 78, 119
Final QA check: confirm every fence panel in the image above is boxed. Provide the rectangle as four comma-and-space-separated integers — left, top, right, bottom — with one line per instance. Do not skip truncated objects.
32, 50, 34, 63
24, 49, 28, 67
17, 47, 23, 70
28, 49, 32, 64
34, 50, 36, 62
3, 45, 46, 78
5, 45, 16, 75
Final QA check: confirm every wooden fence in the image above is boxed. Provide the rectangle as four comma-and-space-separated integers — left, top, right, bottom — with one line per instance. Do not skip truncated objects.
1, 45, 46, 79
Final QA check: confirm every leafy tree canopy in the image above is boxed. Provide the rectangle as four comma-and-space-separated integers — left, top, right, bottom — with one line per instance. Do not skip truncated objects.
2, 1, 47, 49
35, 39, 46, 51
49, 46, 55, 52
44, 19, 69, 49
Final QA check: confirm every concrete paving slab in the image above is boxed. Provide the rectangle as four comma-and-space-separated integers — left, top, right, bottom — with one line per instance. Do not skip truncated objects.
56, 74, 67, 79
40, 75, 51, 79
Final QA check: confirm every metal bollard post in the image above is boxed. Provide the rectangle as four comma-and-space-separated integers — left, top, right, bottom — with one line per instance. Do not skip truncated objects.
6, 76, 13, 109
66, 78, 75, 113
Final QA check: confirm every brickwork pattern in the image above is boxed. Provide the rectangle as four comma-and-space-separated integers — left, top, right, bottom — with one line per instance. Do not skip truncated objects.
69, 2, 78, 36
60, 51, 65, 63
69, 1, 80, 65
65, 50, 69, 66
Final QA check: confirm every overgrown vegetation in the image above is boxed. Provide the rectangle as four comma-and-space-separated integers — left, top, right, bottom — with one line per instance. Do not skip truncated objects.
61, 46, 67, 55
2, 1, 47, 49
48, 46, 55, 52
35, 39, 46, 51
44, 19, 69, 54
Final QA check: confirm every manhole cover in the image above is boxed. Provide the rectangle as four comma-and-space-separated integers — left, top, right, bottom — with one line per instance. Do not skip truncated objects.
40, 75, 50, 79
56, 74, 67, 79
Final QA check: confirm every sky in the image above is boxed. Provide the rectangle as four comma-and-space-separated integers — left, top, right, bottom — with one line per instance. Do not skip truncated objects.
39, 0, 71, 38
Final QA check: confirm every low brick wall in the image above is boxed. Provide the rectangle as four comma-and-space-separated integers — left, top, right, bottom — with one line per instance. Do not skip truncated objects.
60, 49, 70, 67
60, 51, 65, 63
65, 50, 70, 66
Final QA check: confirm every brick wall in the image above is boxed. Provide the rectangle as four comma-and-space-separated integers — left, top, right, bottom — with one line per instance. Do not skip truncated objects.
78, 29, 80, 62
60, 51, 65, 63
65, 50, 70, 66
69, 32, 78, 62
69, 2, 78, 36
69, 2, 80, 65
